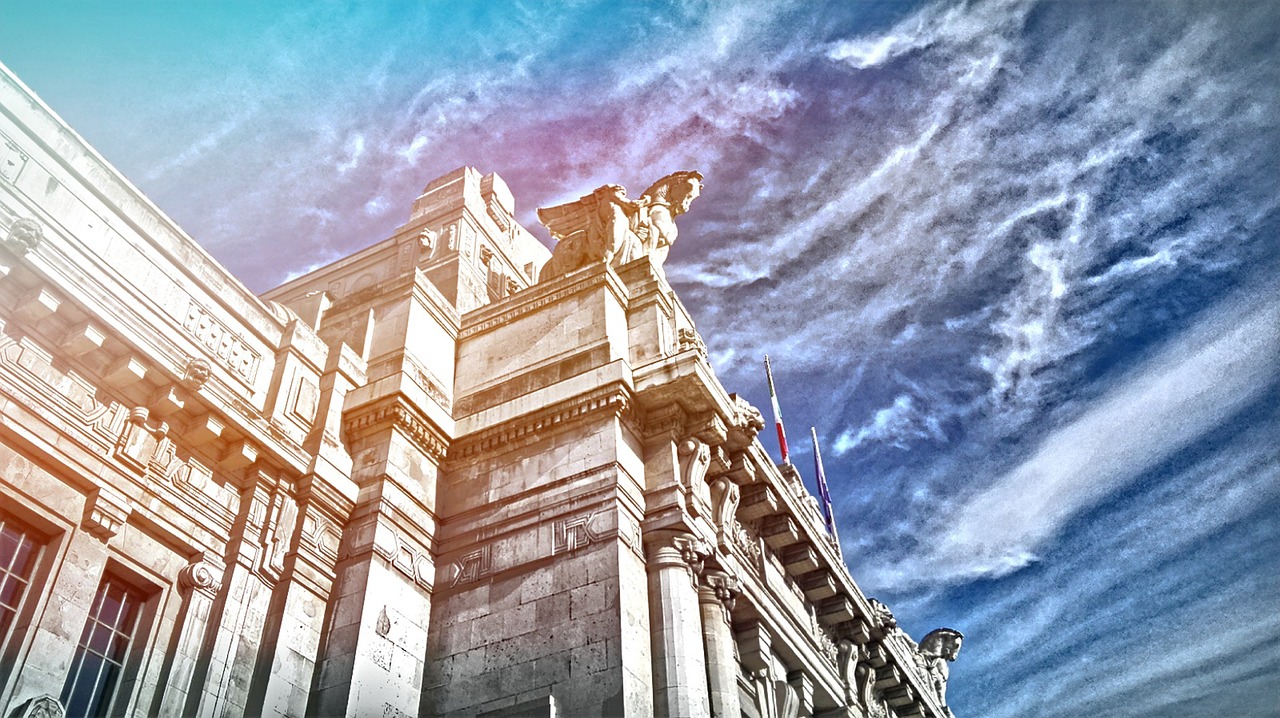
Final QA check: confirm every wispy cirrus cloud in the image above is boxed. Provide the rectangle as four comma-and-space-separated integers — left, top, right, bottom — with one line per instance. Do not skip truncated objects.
866, 286, 1280, 591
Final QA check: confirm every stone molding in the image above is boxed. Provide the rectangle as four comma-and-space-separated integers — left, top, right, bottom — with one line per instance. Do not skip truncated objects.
449, 381, 633, 460
343, 396, 449, 463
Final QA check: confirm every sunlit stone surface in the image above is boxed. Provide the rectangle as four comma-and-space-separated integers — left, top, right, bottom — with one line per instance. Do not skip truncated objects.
0, 61, 960, 717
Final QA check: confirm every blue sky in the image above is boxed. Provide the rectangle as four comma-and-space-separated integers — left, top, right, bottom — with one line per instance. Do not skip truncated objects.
3, 1, 1278, 715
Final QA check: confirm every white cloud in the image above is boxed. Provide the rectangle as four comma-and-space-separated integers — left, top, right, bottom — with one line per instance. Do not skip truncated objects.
337, 132, 366, 174
834, 393, 946, 454
870, 287, 1280, 591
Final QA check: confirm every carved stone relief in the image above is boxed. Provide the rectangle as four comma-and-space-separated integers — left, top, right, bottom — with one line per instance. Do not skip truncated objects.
261, 492, 299, 580
181, 302, 259, 381
676, 327, 707, 358
552, 512, 601, 555
178, 558, 225, 598
1, 138, 30, 183
11, 694, 64, 718
677, 437, 712, 517
703, 570, 741, 612
708, 475, 740, 550
4, 217, 43, 256
451, 544, 492, 587
183, 357, 212, 389
114, 407, 169, 473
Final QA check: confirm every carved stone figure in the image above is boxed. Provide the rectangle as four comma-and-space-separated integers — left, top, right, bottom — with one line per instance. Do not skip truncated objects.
537, 170, 703, 280
918, 628, 963, 706
5, 217, 43, 256
183, 357, 212, 389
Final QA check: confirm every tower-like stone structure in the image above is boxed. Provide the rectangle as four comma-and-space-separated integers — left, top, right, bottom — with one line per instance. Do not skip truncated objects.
0, 60, 961, 718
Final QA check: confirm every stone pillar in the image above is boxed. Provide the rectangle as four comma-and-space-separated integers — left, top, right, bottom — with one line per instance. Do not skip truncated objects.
246, 479, 349, 718
699, 570, 741, 718
155, 557, 223, 717
647, 532, 710, 718
186, 478, 279, 718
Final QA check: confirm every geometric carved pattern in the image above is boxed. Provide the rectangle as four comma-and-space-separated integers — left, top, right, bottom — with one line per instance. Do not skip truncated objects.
451, 544, 492, 588
551, 512, 600, 555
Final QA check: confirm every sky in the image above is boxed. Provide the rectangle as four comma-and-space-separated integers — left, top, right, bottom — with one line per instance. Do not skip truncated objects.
3, 0, 1278, 715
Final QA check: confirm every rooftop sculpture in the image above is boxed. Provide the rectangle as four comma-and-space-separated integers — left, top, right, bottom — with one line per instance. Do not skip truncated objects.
536, 170, 703, 280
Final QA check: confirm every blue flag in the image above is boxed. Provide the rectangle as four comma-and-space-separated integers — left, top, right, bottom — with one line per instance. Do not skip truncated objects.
811, 427, 838, 539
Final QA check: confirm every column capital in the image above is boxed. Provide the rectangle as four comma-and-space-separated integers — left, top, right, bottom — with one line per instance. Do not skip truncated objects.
647, 530, 711, 584
700, 568, 741, 612
177, 555, 224, 598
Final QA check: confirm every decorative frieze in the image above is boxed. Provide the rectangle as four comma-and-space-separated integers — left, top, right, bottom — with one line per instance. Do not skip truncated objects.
181, 301, 259, 381
450, 382, 632, 460
371, 519, 436, 591
551, 511, 601, 555
450, 544, 491, 588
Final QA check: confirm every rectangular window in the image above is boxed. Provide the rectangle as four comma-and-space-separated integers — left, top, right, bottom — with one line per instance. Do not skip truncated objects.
0, 513, 41, 658
60, 575, 146, 718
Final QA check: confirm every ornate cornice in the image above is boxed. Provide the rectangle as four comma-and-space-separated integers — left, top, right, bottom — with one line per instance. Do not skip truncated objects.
343, 395, 450, 463
450, 381, 634, 460
458, 263, 627, 341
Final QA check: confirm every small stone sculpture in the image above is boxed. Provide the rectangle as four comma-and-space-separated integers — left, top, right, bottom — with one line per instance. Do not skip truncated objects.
918, 628, 964, 705
537, 170, 703, 280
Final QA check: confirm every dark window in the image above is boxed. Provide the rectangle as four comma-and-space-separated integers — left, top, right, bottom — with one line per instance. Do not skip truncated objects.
60, 575, 145, 718
0, 513, 41, 655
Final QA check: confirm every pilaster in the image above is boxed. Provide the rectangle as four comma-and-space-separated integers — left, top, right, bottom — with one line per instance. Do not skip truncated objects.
646, 531, 711, 718
699, 569, 742, 718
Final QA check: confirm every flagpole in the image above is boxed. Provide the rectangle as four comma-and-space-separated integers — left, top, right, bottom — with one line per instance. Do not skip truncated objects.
764, 354, 790, 465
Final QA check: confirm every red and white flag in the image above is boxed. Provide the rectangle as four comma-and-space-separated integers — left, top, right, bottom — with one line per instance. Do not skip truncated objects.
764, 355, 790, 465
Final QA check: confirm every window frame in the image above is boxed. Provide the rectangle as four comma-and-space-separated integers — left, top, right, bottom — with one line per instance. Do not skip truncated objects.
59, 560, 160, 718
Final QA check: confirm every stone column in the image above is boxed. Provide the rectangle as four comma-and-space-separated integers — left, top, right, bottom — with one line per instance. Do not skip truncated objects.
155, 557, 223, 717
699, 570, 741, 718
647, 532, 710, 718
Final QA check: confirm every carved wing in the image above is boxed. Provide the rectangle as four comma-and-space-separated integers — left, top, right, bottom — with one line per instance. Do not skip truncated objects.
536, 197, 593, 242
537, 184, 635, 241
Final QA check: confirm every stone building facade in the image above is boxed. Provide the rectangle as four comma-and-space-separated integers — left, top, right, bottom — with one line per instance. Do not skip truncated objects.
0, 61, 960, 718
